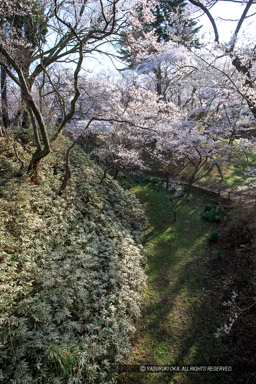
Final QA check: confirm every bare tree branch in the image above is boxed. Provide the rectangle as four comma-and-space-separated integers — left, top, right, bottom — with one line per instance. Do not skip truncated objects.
188, 0, 219, 43
229, 0, 254, 51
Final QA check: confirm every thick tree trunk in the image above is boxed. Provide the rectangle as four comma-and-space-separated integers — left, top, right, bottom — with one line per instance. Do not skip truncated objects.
154, 66, 162, 97
1, 66, 9, 129
21, 106, 30, 128
21, 67, 31, 128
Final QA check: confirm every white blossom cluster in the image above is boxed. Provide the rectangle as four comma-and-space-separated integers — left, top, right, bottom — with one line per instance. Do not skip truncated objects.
0, 140, 147, 383
214, 313, 239, 339
222, 291, 238, 307
215, 291, 238, 338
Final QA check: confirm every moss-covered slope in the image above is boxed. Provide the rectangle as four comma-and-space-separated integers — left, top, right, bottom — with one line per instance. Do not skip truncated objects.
0, 135, 146, 383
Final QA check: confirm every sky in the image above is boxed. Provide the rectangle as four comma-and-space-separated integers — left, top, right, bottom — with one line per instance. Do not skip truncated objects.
197, 1, 256, 46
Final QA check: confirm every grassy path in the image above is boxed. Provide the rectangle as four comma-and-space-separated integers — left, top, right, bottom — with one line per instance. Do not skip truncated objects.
118, 182, 233, 384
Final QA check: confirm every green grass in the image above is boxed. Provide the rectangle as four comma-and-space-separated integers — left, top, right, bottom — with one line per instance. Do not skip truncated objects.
199, 162, 253, 189
118, 182, 232, 384
175, 145, 256, 191
197, 147, 256, 189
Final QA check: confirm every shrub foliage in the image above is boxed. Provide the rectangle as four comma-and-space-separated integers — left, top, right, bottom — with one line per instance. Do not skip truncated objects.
0, 136, 146, 383
208, 231, 220, 243
201, 204, 226, 223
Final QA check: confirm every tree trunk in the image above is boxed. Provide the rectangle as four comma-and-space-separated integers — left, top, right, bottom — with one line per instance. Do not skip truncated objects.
21, 67, 31, 128
169, 197, 177, 223
114, 169, 119, 179
100, 169, 107, 184
165, 172, 169, 191
154, 66, 162, 97
1, 66, 9, 129
214, 161, 224, 181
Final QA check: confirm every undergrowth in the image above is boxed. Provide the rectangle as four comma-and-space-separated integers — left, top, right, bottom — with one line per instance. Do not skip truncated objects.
0, 134, 146, 383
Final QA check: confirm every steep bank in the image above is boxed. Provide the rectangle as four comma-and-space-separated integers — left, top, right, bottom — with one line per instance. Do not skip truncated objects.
0, 134, 146, 383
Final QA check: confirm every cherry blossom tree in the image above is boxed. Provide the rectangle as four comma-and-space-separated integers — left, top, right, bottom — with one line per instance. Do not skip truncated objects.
2, 0, 255, 194
64, 73, 235, 196
62, 77, 183, 186
187, 0, 256, 119
0, 0, 159, 172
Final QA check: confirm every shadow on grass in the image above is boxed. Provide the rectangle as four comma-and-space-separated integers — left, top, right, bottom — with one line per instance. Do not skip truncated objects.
117, 183, 239, 384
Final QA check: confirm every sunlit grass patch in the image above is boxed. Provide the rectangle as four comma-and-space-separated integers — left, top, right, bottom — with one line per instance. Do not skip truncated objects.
199, 146, 256, 189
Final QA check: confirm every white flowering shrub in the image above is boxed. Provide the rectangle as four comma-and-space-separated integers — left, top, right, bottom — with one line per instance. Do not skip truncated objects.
0, 137, 146, 383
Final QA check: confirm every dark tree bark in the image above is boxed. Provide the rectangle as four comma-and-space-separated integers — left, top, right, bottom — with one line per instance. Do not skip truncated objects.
21, 67, 31, 128
1, 66, 9, 129
154, 66, 162, 97
100, 169, 107, 184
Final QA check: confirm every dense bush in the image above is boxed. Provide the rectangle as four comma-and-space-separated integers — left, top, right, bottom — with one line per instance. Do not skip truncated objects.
135, 174, 153, 184
0, 136, 147, 383
213, 250, 223, 260
152, 177, 162, 191
201, 204, 226, 223
208, 231, 220, 243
